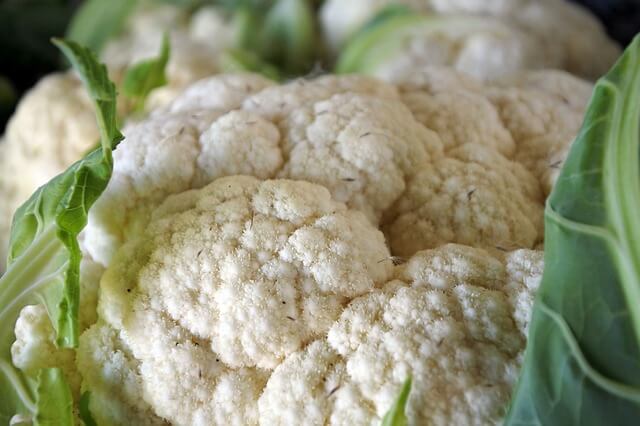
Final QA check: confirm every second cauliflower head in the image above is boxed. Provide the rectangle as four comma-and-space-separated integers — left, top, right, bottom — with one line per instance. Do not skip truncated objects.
0, 3, 232, 272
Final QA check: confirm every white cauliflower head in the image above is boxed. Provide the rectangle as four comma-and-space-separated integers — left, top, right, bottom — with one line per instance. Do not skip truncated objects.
6, 69, 570, 425
79, 176, 392, 425
324, 0, 619, 80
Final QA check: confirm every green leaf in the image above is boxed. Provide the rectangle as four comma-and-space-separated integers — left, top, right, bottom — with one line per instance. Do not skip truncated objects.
79, 392, 97, 426
0, 39, 122, 425
258, 0, 317, 75
122, 33, 171, 112
34, 369, 74, 426
220, 48, 281, 81
66, 0, 138, 55
352, 4, 412, 40
505, 35, 640, 425
381, 378, 412, 426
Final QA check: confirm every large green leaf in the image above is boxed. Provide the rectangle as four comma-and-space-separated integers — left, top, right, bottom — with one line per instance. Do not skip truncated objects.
505, 35, 640, 424
0, 39, 122, 425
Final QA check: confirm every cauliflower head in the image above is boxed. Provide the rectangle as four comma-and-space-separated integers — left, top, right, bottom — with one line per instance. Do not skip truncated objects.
326, 0, 619, 80
8, 69, 586, 424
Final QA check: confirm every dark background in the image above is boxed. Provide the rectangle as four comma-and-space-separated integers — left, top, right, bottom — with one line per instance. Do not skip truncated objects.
0, 0, 639, 132
569, 0, 640, 46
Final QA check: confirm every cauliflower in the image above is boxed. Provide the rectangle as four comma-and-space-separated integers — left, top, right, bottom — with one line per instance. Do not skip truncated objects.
326, 0, 619, 80
6, 67, 588, 424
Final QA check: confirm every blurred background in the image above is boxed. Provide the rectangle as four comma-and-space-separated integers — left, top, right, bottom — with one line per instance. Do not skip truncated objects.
0, 0, 639, 132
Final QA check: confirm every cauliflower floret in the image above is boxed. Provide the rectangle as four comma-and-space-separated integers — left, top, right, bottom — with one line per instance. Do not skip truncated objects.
275, 93, 441, 222
322, 0, 619, 80
85, 74, 440, 266
384, 144, 543, 257
397, 67, 591, 197
77, 322, 167, 426
486, 75, 588, 194
11, 305, 75, 372
401, 88, 515, 155
11, 305, 81, 395
80, 176, 392, 425
259, 244, 544, 425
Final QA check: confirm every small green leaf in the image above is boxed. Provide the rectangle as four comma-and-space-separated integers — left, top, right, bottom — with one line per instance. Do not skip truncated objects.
122, 33, 171, 112
0, 39, 122, 425
220, 48, 281, 81
34, 369, 73, 426
258, 0, 317, 75
66, 0, 138, 55
381, 378, 412, 426
79, 392, 97, 426
353, 4, 412, 39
